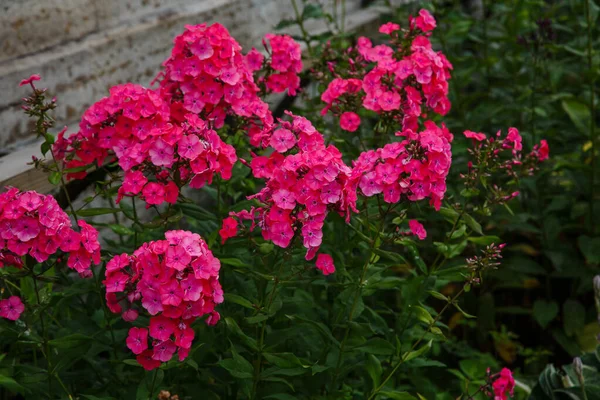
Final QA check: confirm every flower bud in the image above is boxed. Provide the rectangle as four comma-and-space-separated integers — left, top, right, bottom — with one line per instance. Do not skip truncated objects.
573, 357, 584, 385
593, 275, 600, 295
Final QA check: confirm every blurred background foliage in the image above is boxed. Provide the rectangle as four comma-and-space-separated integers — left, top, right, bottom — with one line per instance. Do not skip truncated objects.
384, 0, 600, 391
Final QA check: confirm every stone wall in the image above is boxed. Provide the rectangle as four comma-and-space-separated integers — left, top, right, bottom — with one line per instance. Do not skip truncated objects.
0, 0, 371, 153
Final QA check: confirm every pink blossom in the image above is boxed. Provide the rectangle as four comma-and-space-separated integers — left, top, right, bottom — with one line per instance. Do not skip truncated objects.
409, 220, 427, 240
178, 135, 202, 160
0, 296, 25, 321
122, 309, 139, 322
152, 340, 177, 362
104, 230, 222, 368
272, 189, 297, 210
492, 368, 515, 400
464, 130, 486, 141
149, 315, 176, 341
165, 244, 192, 271
415, 9, 437, 32
315, 253, 335, 275
126, 327, 148, 354
219, 217, 238, 244
379, 22, 401, 35
270, 128, 296, 153
160, 280, 184, 306
137, 350, 161, 370
339, 112, 361, 132
142, 182, 165, 205
19, 74, 41, 87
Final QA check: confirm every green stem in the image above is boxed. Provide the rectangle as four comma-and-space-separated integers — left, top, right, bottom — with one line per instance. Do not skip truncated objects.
368, 287, 466, 399
148, 369, 158, 400
132, 196, 139, 248
341, 0, 346, 33
331, 204, 390, 390
49, 147, 79, 227
430, 208, 466, 273
291, 0, 314, 56
251, 256, 285, 399
584, 0, 596, 234
30, 261, 52, 396
92, 267, 119, 363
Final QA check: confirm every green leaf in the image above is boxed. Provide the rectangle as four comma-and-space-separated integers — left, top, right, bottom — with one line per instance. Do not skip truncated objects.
355, 338, 396, 355
82, 396, 117, 400
454, 303, 476, 319
123, 359, 143, 367
411, 305, 434, 325
463, 213, 483, 235
439, 207, 459, 224
224, 317, 258, 351
219, 344, 254, 379
373, 248, 408, 264
286, 315, 339, 346
76, 208, 121, 217
224, 293, 255, 310
109, 224, 134, 236
402, 340, 433, 362
63, 164, 90, 173
379, 392, 418, 400
563, 300, 585, 337
136, 370, 164, 400
0, 374, 24, 394
533, 300, 559, 329
263, 353, 306, 369
264, 393, 298, 400
366, 354, 382, 389
246, 314, 269, 324
49, 333, 91, 348
48, 171, 61, 185
460, 188, 480, 198
467, 236, 502, 246
44, 133, 55, 145
578, 236, 600, 264
562, 99, 591, 136
427, 291, 449, 302
302, 3, 324, 20
274, 18, 296, 30
41, 142, 51, 156
449, 224, 467, 239
220, 258, 246, 267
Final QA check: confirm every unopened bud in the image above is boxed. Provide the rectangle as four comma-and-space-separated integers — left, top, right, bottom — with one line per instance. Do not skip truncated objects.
593, 275, 600, 294
158, 391, 171, 400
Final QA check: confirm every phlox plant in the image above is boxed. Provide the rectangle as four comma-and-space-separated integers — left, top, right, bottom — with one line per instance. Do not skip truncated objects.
1, 3, 551, 400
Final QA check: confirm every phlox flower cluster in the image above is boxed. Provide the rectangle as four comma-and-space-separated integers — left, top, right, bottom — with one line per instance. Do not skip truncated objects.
103, 230, 223, 369
320, 9, 452, 133
220, 112, 352, 265
0, 187, 101, 276
461, 127, 549, 203
157, 23, 274, 148
252, 33, 303, 96
491, 368, 515, 400
53, 83, 237, 207
348, 121, 453, 211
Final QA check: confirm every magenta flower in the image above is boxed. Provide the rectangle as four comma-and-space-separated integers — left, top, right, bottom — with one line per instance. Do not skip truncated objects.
464, 130, 486, 141
316, 254, 335, 275
0, 296, 25, 321
126, 327, 149, 355
339, 112, 361, 132
409, 220, 427, 240
19, 74, 41, 87
178, 135, 202, 160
